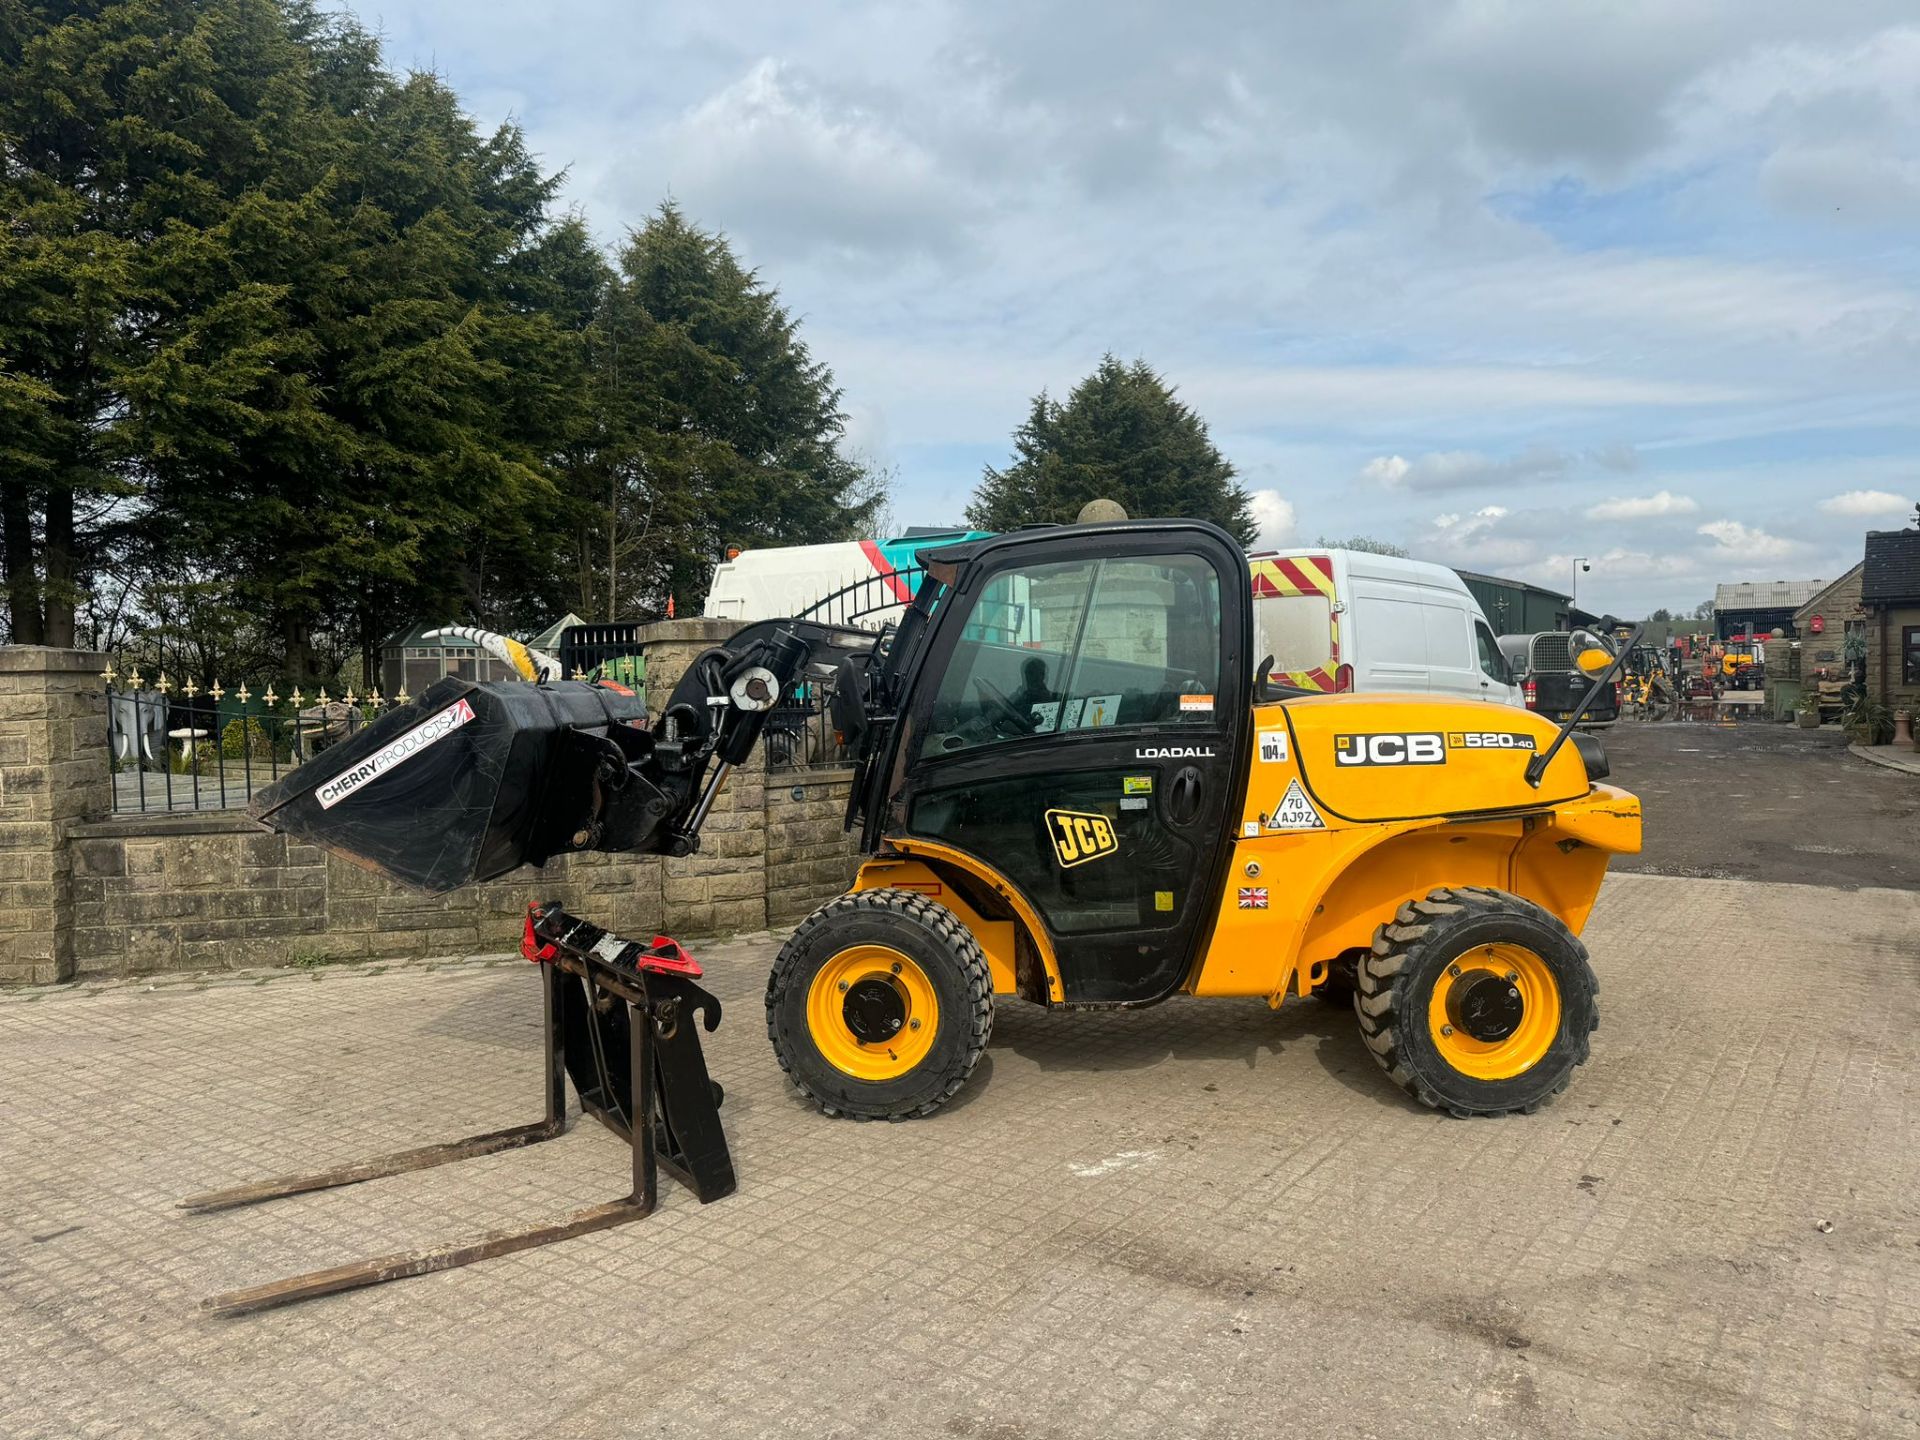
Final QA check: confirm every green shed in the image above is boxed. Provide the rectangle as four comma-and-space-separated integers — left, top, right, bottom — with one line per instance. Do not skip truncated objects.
1454, 571, 1573, 637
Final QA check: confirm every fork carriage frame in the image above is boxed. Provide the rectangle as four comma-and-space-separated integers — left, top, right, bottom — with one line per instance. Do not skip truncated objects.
182, 905, 735, 1317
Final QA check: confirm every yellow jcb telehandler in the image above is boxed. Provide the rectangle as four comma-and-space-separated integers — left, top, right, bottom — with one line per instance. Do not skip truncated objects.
203, 518, 1642, 1311
260, 518, 1641, 1123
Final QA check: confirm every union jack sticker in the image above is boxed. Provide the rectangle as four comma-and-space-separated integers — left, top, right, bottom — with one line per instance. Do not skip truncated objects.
1237, 887, 1269, 910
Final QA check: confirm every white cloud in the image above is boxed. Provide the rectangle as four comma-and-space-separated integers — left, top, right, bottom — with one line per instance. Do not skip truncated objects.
1361, 446, 1570, 492
1431, 505, 1511, 538
659, 59, 976, 260
1361, 455, 1410, 487
1697, 519, 1801, 559
1247, 490, 1297, 549
1817, 488, 1915, 517
1586, 490, 1701, 520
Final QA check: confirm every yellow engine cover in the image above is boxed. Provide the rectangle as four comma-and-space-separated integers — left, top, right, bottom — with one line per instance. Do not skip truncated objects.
1278, 694, 1588, 822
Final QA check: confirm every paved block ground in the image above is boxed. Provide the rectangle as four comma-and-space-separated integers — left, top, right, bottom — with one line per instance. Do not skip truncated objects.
2, 872, 1915, 1439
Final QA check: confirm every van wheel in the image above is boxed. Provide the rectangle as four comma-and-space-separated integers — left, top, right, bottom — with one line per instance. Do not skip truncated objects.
766, 889, 993, 1120
1354, 887, 1597, 1116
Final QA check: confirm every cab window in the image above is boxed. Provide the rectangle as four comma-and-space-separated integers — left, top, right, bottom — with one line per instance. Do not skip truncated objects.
919, 554, 1222, 759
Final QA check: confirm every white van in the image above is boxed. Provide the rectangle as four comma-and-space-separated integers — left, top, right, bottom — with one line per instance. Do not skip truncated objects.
1248, 549, 1523, 706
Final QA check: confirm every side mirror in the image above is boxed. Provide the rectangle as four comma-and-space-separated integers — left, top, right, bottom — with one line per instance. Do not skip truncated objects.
1569, 629, 1614, 675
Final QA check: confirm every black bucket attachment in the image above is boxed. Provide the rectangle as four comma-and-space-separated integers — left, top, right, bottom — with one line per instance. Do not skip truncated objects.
250, 677, 680, 892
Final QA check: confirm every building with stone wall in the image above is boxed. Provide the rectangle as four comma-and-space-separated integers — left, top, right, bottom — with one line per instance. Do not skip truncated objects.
1862, 529, 1920, 716
1790, 564, 1866, 688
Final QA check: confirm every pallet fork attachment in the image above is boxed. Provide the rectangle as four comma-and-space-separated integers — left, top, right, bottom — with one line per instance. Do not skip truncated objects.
183, 903, 735, 1316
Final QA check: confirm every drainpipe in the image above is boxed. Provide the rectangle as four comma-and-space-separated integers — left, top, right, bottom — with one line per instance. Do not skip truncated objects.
1880, 606, 1890, 703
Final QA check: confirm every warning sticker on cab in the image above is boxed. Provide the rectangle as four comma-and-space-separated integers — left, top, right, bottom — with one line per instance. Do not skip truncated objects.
1264, 779, 1326, 831
1122, 775, 1154, 795
315, 698, 475, 810
1179, 694, 1214, 712
1257, 730, 1289, 763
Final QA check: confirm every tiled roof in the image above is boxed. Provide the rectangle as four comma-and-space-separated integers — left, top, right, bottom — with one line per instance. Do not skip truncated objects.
1862, 529, 1920, 603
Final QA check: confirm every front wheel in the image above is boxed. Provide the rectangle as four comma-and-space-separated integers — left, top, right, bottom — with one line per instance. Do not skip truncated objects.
1355, 887, 1598, 1116
766, 889, 993, 1120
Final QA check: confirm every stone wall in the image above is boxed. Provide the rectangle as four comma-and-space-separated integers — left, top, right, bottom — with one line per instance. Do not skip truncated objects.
766, 767, 862, 927
64, 752, 859, 980
0, 649, 111, 984
4, 634, 864, 985
1792, 567, 1866, 685
1867, 604, 1920, 713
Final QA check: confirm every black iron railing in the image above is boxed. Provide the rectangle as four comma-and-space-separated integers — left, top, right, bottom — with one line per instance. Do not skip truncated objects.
104, 666, 386, 814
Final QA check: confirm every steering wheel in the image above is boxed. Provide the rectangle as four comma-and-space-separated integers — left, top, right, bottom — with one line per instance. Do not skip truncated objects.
974, 676, 1036, 737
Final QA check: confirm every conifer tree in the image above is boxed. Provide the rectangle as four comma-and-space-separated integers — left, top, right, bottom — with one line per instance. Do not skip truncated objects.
967, 356, 1253, 545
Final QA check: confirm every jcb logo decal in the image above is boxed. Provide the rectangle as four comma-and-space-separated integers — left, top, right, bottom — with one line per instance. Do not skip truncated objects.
1334, 732, 1446, 767
1045, 808, 1119, 868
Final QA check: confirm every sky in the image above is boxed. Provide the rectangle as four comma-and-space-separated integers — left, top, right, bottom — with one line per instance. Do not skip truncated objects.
336, 0, 1920, 617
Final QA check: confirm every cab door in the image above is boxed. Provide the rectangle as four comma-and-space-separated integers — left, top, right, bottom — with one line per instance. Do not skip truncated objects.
886, 526, 1251, 1005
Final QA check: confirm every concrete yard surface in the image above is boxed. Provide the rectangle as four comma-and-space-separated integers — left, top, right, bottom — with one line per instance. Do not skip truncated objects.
2, 872, 1915, 1439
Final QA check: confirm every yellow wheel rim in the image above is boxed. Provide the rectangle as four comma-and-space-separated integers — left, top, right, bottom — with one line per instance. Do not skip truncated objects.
1426, 943, 1561, 1080
805, 944, 940, 1082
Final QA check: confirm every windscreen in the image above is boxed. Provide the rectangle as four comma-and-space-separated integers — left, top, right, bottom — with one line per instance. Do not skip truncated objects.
1253, 593, 1333, 675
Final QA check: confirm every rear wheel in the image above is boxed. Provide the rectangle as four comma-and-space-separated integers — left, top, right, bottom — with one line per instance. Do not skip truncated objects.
766, 888, 993, 1120
1355, 887, 1597, 1116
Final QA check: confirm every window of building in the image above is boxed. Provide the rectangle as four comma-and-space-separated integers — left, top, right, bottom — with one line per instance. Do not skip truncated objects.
1904, 626, 1920, 687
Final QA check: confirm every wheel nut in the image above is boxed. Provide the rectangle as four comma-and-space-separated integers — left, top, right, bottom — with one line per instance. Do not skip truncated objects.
837, 980, 848, 992
909, 1018, 921, 1031
1508, 987, 1520, 999
891, 962, 902, 975
1441, 1024, 1455, 1036
1447, 964, 1462, 978
1503, 971, 1518, 982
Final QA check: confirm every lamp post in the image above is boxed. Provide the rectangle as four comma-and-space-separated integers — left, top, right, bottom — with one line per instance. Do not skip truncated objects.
1572, 556, 1591, 609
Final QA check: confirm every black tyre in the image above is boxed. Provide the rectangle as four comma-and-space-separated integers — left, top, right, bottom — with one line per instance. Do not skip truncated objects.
766, 888, 993, 1120
1355, 886, 1598, 1117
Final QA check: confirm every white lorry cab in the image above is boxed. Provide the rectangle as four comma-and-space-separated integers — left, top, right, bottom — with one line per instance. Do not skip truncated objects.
1249, 549, 1522, 706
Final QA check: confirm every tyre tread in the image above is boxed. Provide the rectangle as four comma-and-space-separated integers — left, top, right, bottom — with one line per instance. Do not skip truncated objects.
1353, 886, 1598, 1118
765, 888, 994, 1121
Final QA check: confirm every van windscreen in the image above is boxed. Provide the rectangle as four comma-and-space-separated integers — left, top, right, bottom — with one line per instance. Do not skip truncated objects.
1253, 593, 1334, 676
